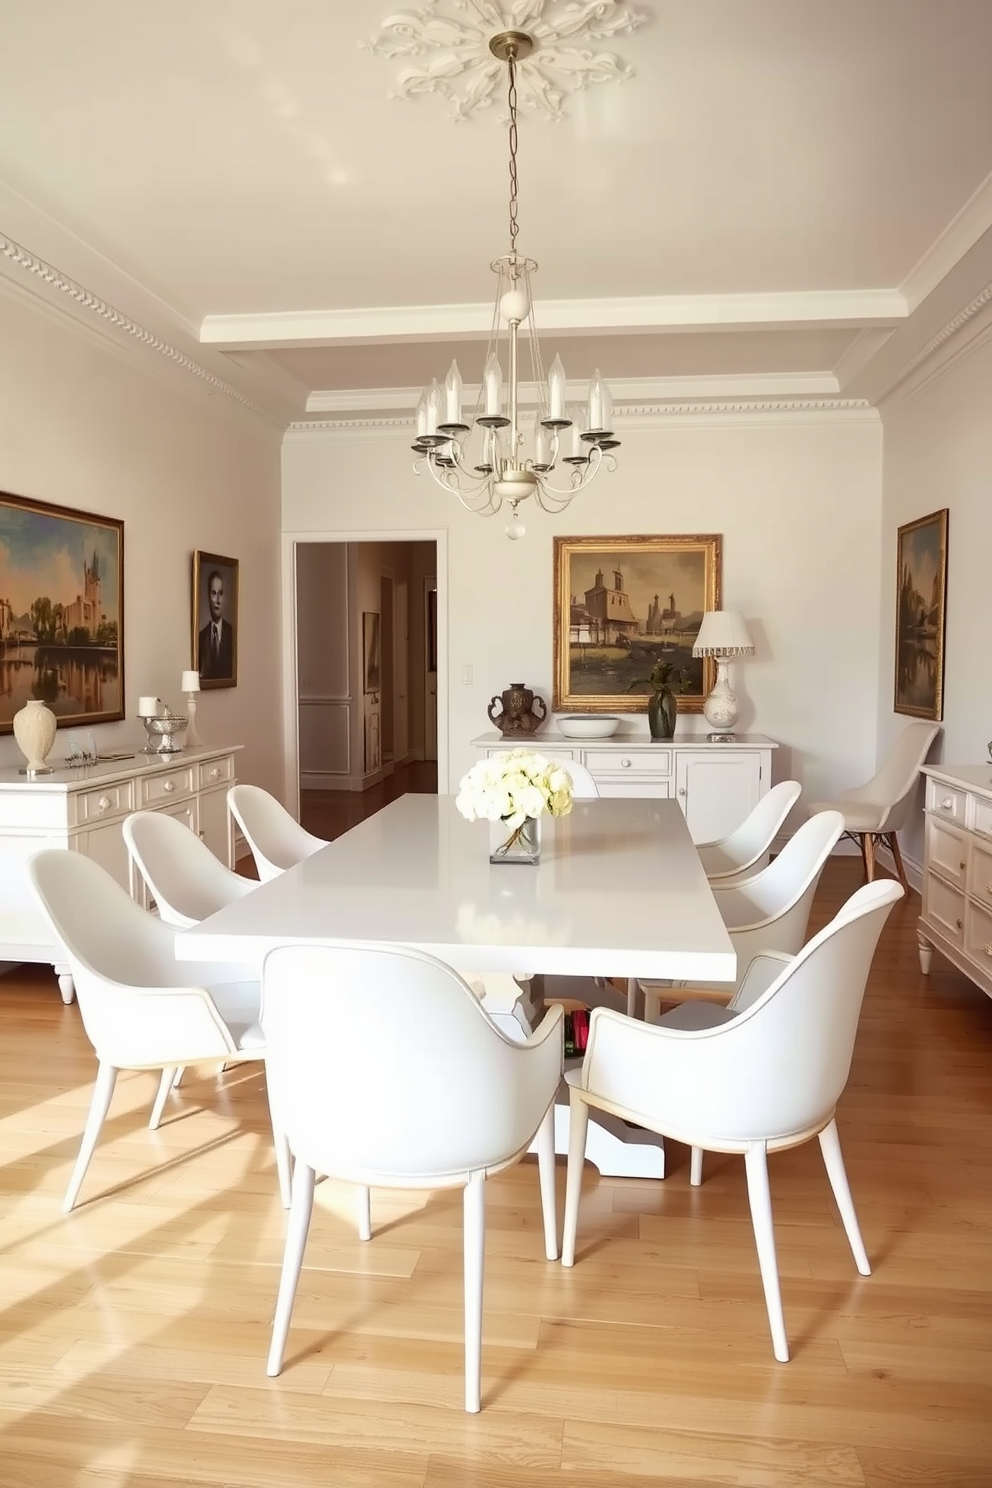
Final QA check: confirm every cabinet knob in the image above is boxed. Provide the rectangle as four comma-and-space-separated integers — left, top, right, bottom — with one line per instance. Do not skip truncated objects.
956, 918, 963, 930
163, 781, 175, 793
960, 860, 967, 871
620, 758, 632, 768
985, 944, 992, 957
940, 797, 954, 810
209, 767, 220, 779
678, 787, 686, 797
97, 795, 111, 812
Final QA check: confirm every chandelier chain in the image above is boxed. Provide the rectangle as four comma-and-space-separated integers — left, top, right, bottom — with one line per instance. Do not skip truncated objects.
507, 53, 520, 259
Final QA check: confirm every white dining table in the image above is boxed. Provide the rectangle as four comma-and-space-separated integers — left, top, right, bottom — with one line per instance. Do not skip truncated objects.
175, 793, 736, 1178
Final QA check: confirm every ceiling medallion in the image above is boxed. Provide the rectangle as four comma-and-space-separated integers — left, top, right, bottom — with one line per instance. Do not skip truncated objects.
362, 0, 647, 122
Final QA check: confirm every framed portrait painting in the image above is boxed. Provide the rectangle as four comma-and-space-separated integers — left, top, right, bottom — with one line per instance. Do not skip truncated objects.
0, 489, 124, 734
192, 551, 238, 690
894, 509, 947, 720
553, 534, 722, 713
363, 611, 381, 694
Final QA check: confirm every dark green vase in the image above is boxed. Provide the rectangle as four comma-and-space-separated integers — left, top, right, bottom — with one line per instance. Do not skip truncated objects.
648, 688, 677, 740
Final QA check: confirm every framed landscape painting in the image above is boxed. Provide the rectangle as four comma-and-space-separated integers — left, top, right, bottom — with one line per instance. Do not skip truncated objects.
553, 534, 722, 713
894, 508, 948, 720
0, 490, 124, 734
192, 551, 238, 690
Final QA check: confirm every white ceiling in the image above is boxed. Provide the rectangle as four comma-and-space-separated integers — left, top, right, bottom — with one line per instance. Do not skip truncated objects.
1, 0, 992, 424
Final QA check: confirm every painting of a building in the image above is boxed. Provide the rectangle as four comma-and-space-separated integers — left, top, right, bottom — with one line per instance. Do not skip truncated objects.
581, 566, 639, 645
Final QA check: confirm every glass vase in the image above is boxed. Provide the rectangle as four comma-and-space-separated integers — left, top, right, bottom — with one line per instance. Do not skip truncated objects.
489, 814, 541, 865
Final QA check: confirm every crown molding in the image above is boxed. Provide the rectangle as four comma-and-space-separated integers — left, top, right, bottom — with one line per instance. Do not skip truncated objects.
201, 288, 907, 350
878, 277, 992, 408
901, 168, 992, 314
285, 397, 875, 441
0, 230, 284, 428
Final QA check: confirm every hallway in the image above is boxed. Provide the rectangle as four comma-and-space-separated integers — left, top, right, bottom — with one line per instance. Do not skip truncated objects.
299, 761, 438, 843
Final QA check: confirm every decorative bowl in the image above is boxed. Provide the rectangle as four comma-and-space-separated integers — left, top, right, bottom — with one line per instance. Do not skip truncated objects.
557, 715, 622, 740
140, 713, 188, 755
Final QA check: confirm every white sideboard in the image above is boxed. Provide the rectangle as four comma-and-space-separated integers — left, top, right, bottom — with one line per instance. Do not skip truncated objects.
472, 731, 777, 844
918, 764, 992, 1001
0, 744, 241, 1002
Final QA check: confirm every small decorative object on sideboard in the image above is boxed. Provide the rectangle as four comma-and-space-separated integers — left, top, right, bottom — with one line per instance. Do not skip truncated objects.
138, 700, 186, 755
626, 660, 687, 742
557, 714, 621, 740
487, 682, 548, 738
181, 670, 204, 748
693, 610, 755, 741
12, 697, 58, 777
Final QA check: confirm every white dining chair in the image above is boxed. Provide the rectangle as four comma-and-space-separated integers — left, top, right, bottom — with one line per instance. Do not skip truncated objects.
27, 850, 290, 1211
123, 810, 256, 928
807, 721, 941, 889
563, 878, 905, 1362
260, 941, 563, 1413
227, 784, 327, 882
562, 759, 599, 798
634, 809, 845, 1022
696, 780, 802, 885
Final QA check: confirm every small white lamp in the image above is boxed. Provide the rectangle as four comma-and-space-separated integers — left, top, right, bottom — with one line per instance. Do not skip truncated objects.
692, 611, 755, 740
181, 670, 203, 748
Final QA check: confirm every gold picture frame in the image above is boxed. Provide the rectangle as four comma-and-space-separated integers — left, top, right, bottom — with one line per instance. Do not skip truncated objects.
191, 550, 238, 690
894, 508, 948, 720
0, 489, 125, 734
553, 534, 722, 713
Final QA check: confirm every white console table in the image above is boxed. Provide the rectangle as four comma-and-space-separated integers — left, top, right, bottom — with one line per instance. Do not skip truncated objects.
918, 764, 992, 1000
472, 730, 777, 844
0, 744, 241, 1002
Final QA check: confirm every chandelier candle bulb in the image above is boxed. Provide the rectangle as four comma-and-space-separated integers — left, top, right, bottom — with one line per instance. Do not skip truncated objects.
415, 390, 428, 438
548, 354, 567, 422
444, 361, 463, 425
483, 353, 503, 418
426, 380, 441, 435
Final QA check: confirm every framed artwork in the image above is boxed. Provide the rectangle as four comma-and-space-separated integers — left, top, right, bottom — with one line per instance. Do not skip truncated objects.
0, 489, 124, 734
894, 508, 948, 720
192, 551, 238, 690
553, 534, 722, 713
364, 709, 381, 773
363, 611, 381, 694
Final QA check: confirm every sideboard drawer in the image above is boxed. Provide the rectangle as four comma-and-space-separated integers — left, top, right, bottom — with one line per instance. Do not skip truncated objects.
966, 836, 992, 908
926, 817, 969, 888
924, 872, 965, 947
964, 898, 992, 974
198, 755, 234, 790
926, 779, 969, 824
139, 766, 196, 807
75, 779, 134, 824
585, 749, 672, 778
973, 796, 992, 840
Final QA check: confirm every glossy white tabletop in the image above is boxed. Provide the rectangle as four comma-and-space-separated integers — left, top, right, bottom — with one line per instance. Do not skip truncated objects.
175, 794, 736, 983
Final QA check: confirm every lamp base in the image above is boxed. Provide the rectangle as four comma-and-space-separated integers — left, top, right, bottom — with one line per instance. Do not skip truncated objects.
702, 660, 739, 734
184, 693, 205, 750
706, 732, 738, 743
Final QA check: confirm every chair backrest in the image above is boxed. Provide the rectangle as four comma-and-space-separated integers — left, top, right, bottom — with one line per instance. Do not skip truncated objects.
697, 779, 802, 878
261, 942, 562, 1184
562, 759, 599, 798
227, 784, 326, 881
847, 721, 941, 832
26, 850, 234, 1065
716, 809, 844, 931
664, 879, 904, 1141
123, 811, 255, 928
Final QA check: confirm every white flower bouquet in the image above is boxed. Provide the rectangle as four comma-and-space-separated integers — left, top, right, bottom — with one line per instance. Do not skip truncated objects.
456, 749, 574, 861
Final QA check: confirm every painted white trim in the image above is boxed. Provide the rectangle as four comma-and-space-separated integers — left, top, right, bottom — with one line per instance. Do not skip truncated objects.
877, 278, 992, 408
901, 168, 992, 314
305, 370, 843, 415
832, 327, 898, 389
200, 289, 907, 349
282, 529, 449, 809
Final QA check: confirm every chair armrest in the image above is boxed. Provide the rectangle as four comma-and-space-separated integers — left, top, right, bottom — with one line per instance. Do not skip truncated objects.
727, 951, 793, 1012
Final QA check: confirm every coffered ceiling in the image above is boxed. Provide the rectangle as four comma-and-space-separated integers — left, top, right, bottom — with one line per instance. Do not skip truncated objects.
1, 0, 991, 426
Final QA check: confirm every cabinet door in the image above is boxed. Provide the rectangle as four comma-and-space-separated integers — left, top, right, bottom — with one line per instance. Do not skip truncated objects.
79, 818, 133, 888
198, 786, 233, 867
675, 752, 760, 844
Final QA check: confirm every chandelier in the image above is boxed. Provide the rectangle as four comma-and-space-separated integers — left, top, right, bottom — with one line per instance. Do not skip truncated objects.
412, 29, 620, 540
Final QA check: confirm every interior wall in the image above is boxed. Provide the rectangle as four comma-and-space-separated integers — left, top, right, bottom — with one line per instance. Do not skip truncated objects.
283, 414, 883, 804
877, 330, 992, 867
0, 289, 284, 793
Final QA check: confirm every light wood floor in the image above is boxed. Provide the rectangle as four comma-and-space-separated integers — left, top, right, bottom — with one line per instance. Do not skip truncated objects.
2, 856, 991, 1486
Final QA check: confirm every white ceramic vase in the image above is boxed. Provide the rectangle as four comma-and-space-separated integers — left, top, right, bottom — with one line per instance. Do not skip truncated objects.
13, 697, 58, 776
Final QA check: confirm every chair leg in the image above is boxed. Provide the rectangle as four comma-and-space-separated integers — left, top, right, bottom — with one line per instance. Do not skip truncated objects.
64, 1062, 118, 1213
743, 1142, 789, 1362
689, 1145, 704, 1186
625, 976, 639, 1019
356, 1185, 371, 1242
535, 1104, 557, 1261
262, 1066, 293, 1210
887, 833, 909, 892
561, 1090, 590, 1268
462, 1170, 486, 1413
863, 833, 877, 882
818, 1118, 870, 1276
149, 1067, 178, 1131
266, 1161, 316, 1377
853, 832, 869, 881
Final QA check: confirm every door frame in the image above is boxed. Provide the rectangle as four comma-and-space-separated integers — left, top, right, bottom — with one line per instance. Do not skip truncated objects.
281, 528, 447, 816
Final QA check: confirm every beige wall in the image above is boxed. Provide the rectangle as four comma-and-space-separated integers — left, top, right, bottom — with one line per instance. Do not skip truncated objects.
878, 332, 992, 869
283, 414, 884, 811
0, 290, 284, 793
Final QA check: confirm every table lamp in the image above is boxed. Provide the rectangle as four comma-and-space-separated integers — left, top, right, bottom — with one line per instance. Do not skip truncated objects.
692, 611, 755, 740
181, 670, 203, 748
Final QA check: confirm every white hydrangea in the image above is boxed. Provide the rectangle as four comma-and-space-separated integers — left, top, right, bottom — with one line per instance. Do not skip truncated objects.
456, 749, 575, 831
